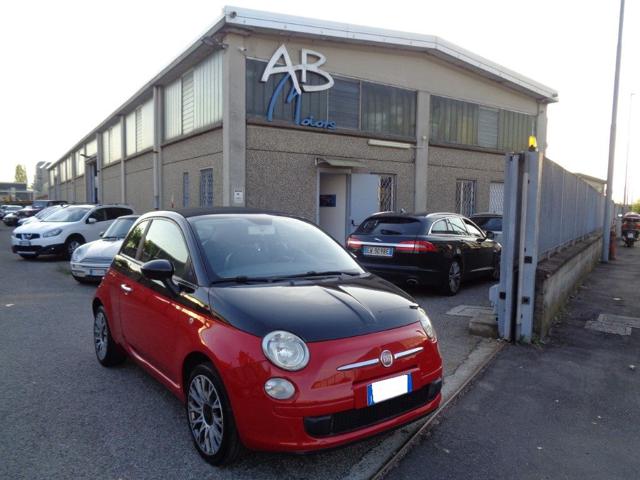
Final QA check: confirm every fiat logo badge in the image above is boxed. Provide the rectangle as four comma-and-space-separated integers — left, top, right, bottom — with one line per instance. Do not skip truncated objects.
380, 350, 393, 367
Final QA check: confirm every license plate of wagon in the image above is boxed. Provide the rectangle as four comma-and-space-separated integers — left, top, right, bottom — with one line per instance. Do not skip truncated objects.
363, 246, 393, 257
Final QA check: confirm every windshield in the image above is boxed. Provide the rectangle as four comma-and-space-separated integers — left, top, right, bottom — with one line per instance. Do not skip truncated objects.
44, 206, 90, 223
36, 206, 60, 219
32, 201, 48, 208
189, 215, 365, 280
103, 217, 136, 239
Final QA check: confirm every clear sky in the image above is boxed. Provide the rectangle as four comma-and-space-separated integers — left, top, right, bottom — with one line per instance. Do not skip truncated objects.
1, 0, 638, 202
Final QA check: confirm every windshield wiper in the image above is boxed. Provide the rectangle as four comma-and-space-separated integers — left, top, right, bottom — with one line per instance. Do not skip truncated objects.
210, 276, 274, 285
277, 270, 361, 279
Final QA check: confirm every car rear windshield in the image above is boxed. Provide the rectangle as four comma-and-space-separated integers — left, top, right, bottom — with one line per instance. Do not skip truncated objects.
355, 217, 423, 236
472, 216, 502, 231
189, 215, 364, 280
44, 207, 90, 223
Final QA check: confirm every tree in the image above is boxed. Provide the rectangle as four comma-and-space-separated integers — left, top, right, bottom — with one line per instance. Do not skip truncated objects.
631, 199, 640, 213
14, 164, 27, 184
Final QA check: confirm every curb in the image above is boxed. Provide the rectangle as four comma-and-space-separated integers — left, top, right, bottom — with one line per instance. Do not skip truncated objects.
370, 339, 506, 480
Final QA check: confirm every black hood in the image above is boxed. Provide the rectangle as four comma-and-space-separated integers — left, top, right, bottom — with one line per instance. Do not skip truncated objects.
208, 275, 420, 342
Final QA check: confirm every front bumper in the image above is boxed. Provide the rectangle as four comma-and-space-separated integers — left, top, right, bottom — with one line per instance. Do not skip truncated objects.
11, 242, 66, 256
70, 261, 110, 279
217, 322, 443, 452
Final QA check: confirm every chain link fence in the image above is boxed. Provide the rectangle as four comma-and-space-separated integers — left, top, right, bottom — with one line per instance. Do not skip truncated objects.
456, 179, 476, 216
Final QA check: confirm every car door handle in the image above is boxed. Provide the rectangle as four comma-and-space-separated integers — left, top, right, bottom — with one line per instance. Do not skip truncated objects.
120, 283, 133, 294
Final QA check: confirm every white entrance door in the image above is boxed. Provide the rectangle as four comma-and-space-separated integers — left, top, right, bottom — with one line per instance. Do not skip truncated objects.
319, 173, 348, 243
349, 174, 381, 233
489, 182, 504, 214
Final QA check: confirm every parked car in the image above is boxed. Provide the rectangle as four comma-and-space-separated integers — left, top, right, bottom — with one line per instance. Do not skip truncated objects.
347, 212, 501, 295
621, 212, 640, 247
92, 208, 442, 465
2, 207, 36, 227
11, 204, 135, 259
0, 205, 22, 220
70, 215, 139, 283
470, 213, 503, 244
31, 199, 67, 211
18, 204, 66, 226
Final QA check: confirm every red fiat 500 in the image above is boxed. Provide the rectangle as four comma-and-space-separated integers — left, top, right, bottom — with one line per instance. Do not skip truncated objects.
92, 208, 443, 465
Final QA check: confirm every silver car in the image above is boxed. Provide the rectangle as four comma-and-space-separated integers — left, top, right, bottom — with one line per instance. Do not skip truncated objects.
70, 215, 139, 283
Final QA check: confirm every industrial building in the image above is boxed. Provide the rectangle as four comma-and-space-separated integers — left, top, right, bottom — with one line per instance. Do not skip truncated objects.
46, 6, 557, 242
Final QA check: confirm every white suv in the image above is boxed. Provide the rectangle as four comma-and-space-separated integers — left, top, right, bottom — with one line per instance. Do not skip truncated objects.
11, 204, 135, 259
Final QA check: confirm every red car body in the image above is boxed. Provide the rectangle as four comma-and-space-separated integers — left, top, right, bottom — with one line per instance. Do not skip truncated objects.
92, 209, 442, 458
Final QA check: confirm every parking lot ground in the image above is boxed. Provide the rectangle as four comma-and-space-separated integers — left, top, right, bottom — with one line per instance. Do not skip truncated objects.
0, 224, 499, 480
385, 241, 640, 480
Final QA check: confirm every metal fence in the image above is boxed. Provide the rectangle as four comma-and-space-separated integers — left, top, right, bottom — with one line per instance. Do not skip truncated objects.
537, 157, 606, 257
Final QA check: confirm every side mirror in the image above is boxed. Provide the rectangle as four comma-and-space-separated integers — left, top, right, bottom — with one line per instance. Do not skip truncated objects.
87, 217, 97, 224
99, 231, 104, 237
485, 231, 495, 240
141, 259, 174, 281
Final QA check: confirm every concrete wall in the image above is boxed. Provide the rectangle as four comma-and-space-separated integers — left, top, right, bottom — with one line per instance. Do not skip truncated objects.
101, 163, 122, 205
74, 175, 86, 203
125, 153, 154, 213
426, 146, 504, 213
534, 234, 603, 338
162, 128, 223, 209
245, 125, 414, 221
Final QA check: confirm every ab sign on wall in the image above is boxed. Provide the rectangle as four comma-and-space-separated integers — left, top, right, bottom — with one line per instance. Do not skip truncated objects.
260, 44, 336, 130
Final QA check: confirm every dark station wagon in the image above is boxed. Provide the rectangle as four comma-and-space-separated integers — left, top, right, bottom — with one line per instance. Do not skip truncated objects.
347, 212, 501, 295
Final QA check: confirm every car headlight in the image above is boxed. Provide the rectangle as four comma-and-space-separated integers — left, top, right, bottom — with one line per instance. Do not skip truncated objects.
43, 228, 62, 238
418, 308, 437, 341
71, 246, 85, 262
262, 330, 310, 371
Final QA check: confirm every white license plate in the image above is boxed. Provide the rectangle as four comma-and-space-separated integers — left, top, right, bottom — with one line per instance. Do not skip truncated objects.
90, 269, 106, 277
627, 232, 634, 239
363, 246, 394, 257
367, 374, 412, 406
19, 240, 30, 246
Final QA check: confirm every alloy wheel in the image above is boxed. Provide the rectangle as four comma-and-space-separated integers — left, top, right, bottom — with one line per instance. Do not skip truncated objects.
93, 311, 108, 361
188, 374, 224, 456
67, 240, 81, 256
448, 261, 461, 293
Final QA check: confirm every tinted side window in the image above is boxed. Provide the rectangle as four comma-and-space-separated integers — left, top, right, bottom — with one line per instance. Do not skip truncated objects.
88, 208, 108, 222
448, 217, 468, 235
140, 219, 193, 281
430, 219, 449, 234
121, 221, 148, 259
356, 217, 422, 236
106, 207, 133, 220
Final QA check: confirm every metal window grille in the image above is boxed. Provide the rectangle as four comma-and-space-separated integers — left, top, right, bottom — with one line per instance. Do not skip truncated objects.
456, 180, 476, 216
378, 175, 395, 212
182, 172, 190, 208
489, 182, 504, 214
199, 169, 213, 207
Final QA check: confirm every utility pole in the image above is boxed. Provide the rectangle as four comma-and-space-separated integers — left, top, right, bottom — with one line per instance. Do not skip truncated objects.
622, 92, 635, 211
602, 0, 625, 262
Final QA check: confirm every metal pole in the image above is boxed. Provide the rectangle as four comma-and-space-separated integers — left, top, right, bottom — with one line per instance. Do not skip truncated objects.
623, 92, 635, 211
602, 0, 625, 262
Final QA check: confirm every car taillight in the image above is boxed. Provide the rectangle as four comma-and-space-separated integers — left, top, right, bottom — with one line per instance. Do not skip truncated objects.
347, 236, 362, 250
396, 240, 437, 253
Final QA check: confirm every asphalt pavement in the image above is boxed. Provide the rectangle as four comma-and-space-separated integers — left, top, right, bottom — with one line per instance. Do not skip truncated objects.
0, 224, 497, 479
387, 240, 640, 480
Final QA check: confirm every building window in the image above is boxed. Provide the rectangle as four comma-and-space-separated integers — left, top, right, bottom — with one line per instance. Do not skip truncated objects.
76, 150, 85, 177
431, 96, 536, 152
378, 175, 395, 212
182, 172, 190, 208
489, 182, 504, 214
456, 180, 476, 217
199, 169, 213, 207
102, 123, 122, 164
246, 59, 416, 139
361, 82, 416, 138
126, 99, 154, 156
164, 52, 223, 141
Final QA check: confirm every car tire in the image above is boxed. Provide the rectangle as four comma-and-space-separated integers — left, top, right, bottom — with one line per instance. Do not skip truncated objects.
65, 236, 85, 260
441, 259, 462, 296
93, 306, 126, 367
186, 363, 242, 466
